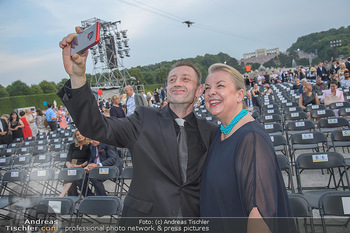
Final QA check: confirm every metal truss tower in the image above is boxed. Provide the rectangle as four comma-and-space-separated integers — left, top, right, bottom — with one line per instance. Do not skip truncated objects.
81, 18, 131, 89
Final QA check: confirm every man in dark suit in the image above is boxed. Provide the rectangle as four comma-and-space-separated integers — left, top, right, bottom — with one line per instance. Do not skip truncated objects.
58, 28, 217, 217
124, 85, 147, 116
317, 62, 329, 82
84, 139, 122, 196
0, 118, 12, 145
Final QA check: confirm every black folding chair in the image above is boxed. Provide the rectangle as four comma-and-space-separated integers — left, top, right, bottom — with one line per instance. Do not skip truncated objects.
318, 191, 350, 233
288, 194, 315, 233
295, 152, 350, 209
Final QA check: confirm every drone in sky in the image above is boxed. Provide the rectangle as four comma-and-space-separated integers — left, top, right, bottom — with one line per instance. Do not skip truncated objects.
183, 21, 194, 27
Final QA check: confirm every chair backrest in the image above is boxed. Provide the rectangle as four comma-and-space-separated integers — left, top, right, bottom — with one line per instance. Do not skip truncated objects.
2, 169, 27, 183
296, 152, 345, 170
24, 136, 36, 142
329, 101, 350, 110
0, 157, 13, 169
288, 194, 313, 217
2, 147, 18, 157
284, 112, 308, 122
32, 153, 52, 165
22, 141, 35, 147
310, 109, 335, 119
338, 107, 350, 117
78, 196, 122, 216
264, 123, 283, 134
263, 109, 281, 115
286, 120, 315, 132
57, 168, 86, 182
270, 135, 286, 147
120, 166, 133, 179
29, 168, 55, 181
281, 102, 299, 109
37, 197, 75, 215
33, 145, 49, 156
8, 142, 20, 148
12, 155, 32, 167
88, 166, 119, 181
16, 146, 33, 156
53, 152, 68, 162
318, 117, 349, 129
331, 129, 350, 142
319, 191, 350, 216
306, 104, 326, 112
259, 114, 281, 124
283, 106, 303, 114
50, 144, 65, 152
291, 131, 327, 145
49, 138, 63, 145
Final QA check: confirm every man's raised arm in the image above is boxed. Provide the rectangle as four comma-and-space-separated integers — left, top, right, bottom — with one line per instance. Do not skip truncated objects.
59, 27, 88, 89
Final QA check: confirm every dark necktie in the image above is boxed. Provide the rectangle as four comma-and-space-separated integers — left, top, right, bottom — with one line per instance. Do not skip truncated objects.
175, 118, 188, 183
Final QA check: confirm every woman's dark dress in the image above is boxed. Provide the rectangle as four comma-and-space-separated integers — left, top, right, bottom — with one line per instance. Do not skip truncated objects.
200, 120, 294, 232
65, 142, 91, 196
10, 121, 24, 140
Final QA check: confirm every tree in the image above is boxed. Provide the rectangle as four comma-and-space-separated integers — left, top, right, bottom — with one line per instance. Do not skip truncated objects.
128, 68, 145, 84
142, 71, 155, 84
30, 84, 44, 94
6, 80, 32, 96
56, 78, 69, 90
155, 67, 168, 84
39, 80, 57, 94
0, 85, 9, 97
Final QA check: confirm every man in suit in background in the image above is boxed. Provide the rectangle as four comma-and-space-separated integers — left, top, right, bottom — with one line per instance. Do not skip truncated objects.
317, 62, 329, 82
0, 117, 12, 145
124, 85, 147, 116
58, 27, 217, 217
85, 139, 122, 196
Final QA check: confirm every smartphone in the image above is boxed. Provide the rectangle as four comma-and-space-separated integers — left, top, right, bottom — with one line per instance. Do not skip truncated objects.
70, 22, 100, 56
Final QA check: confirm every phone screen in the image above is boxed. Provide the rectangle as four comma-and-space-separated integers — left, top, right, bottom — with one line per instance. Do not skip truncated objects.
70, 22, 100, 56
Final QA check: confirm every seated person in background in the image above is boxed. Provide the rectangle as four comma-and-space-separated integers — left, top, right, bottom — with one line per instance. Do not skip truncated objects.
250, 83, 261, 109
84, 139, 122, 196
60, 129, 90, 197
321, 80, 344, 107
329, 73, 341, 88
340, 70, 350, 88
298, 78, 307, 94
299, 84, 319, 120
313, 77, 327, 96
261, 83, 272, 95
292, 78, 300, 90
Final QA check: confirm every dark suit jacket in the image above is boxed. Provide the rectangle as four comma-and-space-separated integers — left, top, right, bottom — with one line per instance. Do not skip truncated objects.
317, 66, 328, 81
89, 143, 122, 173
0, 119, 12, 145
58, 82, 217, 217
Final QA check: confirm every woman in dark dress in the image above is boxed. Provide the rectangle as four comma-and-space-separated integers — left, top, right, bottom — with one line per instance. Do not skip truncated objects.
299, 83, 319, 120
8, 112, 24, 141
59, 129, 90, 197
201, 63, 294, 233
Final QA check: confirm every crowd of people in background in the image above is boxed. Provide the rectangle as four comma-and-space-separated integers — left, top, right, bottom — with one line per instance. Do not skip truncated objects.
244, 57, 350, 111
0, 103, 73, 145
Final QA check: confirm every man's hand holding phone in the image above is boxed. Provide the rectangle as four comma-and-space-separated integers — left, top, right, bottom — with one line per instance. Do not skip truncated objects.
59, 27, 89, 89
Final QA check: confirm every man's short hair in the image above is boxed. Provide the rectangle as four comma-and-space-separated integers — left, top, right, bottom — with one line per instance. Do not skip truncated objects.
168, 60, 202, 86
47, 103, 52, 108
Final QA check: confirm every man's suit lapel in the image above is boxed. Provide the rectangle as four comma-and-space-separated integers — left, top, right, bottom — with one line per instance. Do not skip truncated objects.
158, 105, 181, 183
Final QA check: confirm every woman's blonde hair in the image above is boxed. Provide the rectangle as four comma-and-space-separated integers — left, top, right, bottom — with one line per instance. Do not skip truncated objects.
208, 63, 246, 95
73, 129, 90, 147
